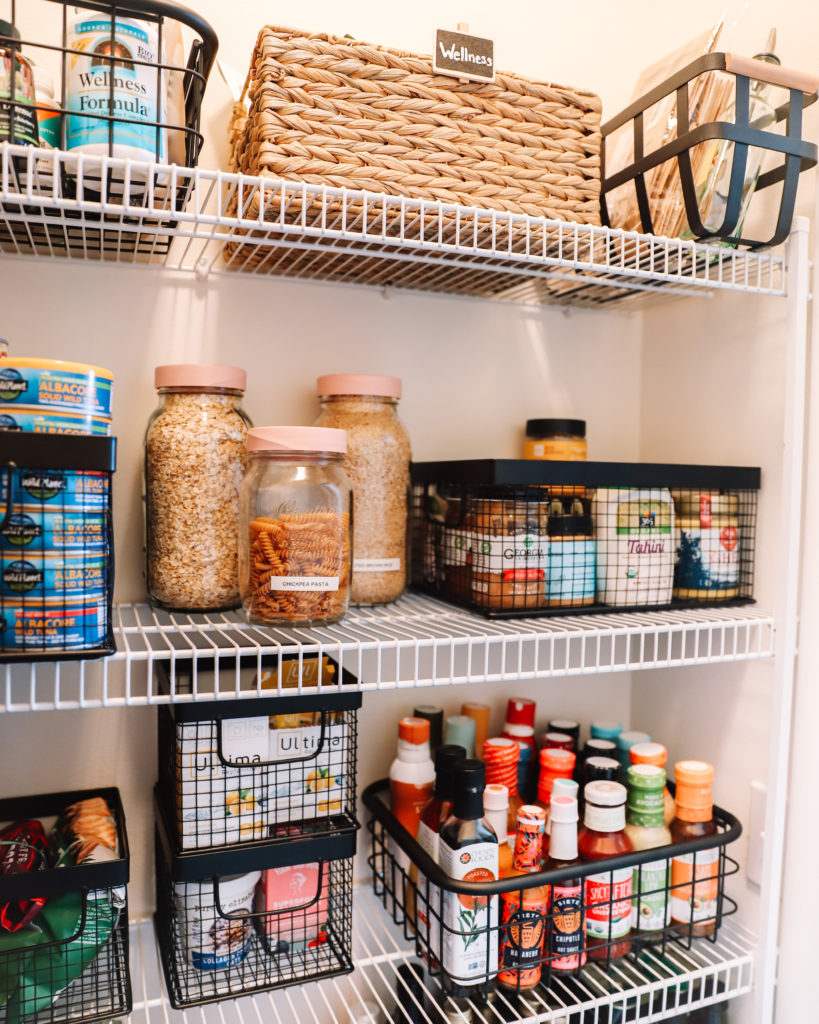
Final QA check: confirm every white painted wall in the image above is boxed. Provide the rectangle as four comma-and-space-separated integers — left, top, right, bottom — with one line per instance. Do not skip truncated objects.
3, 0, 819, 1019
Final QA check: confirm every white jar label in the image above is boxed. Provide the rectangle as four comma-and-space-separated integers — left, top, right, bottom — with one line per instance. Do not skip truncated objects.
269, 576, 339, 592
584, 804, 625, 832
354, 558, 401, 573
443, 530, 471, 566
472, 535, 548, 574
585, 867, 632, 940
631, 858, 671, 931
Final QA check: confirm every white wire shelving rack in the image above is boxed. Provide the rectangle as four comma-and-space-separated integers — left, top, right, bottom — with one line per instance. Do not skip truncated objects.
0, 596, 774, 711
129, 886, 754, 1024
0, 144, 787, 309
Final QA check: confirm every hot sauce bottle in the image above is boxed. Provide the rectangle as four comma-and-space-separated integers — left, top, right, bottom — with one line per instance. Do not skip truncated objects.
543, 794, 586, 976
578, 781, 634, 960
670, 760, 719, 937
498, 805, 548, 991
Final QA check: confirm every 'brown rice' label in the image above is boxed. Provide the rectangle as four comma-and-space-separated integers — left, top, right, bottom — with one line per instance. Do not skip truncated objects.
353, 558, 401, 573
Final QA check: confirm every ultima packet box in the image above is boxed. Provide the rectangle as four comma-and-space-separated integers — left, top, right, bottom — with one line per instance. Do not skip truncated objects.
172, 657, 351, 849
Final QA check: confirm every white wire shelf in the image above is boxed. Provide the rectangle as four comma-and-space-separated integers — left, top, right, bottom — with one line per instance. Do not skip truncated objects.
129, 885, 754, 1024
0, 143, 787, 309
1, 595, 774, 711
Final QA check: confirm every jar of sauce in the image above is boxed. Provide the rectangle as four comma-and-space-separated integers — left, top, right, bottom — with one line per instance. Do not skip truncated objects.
471, 498, 548, 611
524, 419, 587, 461
673, 492, 740, 601
578, 780, 633, 960
670, 761, 719, 937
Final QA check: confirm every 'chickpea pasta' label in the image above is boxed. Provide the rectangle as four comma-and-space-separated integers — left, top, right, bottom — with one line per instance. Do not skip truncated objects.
269, 576, 339, 592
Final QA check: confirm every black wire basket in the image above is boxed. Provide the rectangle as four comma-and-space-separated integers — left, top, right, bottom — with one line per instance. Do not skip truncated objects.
0, 0, 218, 257
0, 787, 131, 1024
601, 51, 818, 249
155, 656, 362, 852
0, 433, 116, 661
363, 778, 741, 1002
154, 801, 355, 1008
411, 460, 759, 619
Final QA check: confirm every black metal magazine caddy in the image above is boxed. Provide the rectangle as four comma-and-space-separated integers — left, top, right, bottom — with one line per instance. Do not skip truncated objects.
153, 655, 360, 1008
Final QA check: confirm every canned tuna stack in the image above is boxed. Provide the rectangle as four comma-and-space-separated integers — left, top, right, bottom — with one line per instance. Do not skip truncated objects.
0, 355, 115, 655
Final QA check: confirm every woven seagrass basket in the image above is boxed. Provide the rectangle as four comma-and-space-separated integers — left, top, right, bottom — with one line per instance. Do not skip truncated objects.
226, 26, 602, 244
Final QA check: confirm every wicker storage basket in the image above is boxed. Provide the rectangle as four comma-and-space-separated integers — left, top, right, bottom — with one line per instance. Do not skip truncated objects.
227, 26, 602, 230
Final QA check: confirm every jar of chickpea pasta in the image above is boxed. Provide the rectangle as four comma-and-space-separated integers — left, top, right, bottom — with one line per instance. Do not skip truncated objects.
239, 427, 352, 626
145, 365, 252, 611
314, 374, 411, 605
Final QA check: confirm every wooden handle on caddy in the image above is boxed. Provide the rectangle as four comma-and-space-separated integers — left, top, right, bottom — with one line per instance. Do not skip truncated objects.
724, 53, 819, 95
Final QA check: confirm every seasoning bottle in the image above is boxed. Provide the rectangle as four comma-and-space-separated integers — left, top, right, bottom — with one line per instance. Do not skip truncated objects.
545, 496, 596, 607
536, 748, 576, 814
548, 719, 580, 750
389, 717, 436, 919
484, 785, 514, 878
483, 738, 524, 843
583, 757, 623, 789
670, 761, 719, 937
543, 795, 586, 976
630, 742, 676, 825
579, 738, 619, 784
0, 22, 38, 146
414, 705, 444, 755
416, 744, 467, 962
624, 765, 672, 936
445, 716, 476, 759
498, 805, 548, 991
591, 721, 623, 743
238, 427, 352, 626
673, 491, 740, 601
461, 702, 491, 755
617, 730, 651, 770
578, 781, 634, 960
439, 760, 499, 996
524, 419, 587, 461
502, 698, 537, 754
314, 375, 411, 605
145, 365, 252, 612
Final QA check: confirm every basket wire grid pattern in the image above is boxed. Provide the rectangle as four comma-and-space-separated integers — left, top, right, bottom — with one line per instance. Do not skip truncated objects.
368, 812, 739, 999
128, 886, 755, 1024
0, 891, 130, 1024
412, 483, 757, 619
0, 594, 774, 711
154, 846, 353, 1008
157, 701, 359, 851
0, 144, 787, 310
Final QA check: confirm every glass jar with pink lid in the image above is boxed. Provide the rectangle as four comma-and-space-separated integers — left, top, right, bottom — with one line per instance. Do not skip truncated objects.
144, 364, 252, 611
238, 426, 352, 626
313, 374, 411, 605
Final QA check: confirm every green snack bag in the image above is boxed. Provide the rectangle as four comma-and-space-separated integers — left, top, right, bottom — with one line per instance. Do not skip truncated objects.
0, 926, 47, 1009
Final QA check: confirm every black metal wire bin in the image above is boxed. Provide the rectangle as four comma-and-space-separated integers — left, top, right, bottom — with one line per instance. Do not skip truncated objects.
154, 789, 356, 1008
0, 432, 116, 661
0, 787, 131, 1024
155, 656, 362, 851
363, 779, 741, 1002
0, 0, 218, 258
411, 460, 759, 619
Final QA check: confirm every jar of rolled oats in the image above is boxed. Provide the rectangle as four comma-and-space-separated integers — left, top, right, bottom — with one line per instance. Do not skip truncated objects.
145, 365, 252, 611
314, 375, 411, 605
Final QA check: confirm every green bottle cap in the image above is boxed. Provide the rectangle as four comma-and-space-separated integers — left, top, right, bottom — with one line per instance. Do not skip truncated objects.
444, 715, 476, 759
627, 764, 666, 827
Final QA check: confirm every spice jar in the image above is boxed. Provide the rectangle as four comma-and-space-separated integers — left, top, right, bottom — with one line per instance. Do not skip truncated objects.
314, 375, 411, 605
471, 498, 548, 610
673, 491, 740, 600
145, 365, 251, 611
524, 419, 587, 461
239, 427, 351, 626
0, 22, 38, 146
545, 496, 595, 607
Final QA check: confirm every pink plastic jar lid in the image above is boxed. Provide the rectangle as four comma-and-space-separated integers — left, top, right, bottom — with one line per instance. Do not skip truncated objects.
155, 364, 247, 391
247, 426, 347, 454
316, 374, 402, 399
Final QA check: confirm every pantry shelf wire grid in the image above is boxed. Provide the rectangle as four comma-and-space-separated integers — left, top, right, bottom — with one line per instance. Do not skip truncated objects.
128, 885, 755, 1024
0, 595, 774, 711
0, 144, 787, 310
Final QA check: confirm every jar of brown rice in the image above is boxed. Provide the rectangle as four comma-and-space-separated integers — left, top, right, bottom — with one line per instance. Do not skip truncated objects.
314, 375, 411, 605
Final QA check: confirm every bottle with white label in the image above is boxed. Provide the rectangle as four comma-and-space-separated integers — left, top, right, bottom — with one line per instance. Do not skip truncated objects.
439, 759, 499, 996
238, 426, 352, 626
389, 718, 436, 920
314, 374, 411, 606
578, 781, 634, 960
624, 764, 672, 935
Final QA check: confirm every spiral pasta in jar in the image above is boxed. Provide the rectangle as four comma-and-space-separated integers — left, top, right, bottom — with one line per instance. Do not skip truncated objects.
239, 427, 352, 626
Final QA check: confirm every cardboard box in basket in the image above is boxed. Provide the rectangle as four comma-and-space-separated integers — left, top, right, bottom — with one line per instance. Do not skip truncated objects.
226, 26, 602, 234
